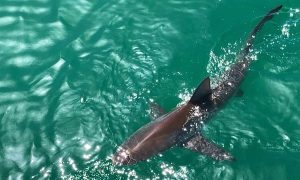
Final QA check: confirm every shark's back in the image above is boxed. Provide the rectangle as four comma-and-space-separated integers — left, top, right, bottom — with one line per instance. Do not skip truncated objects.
211, 5, 283, 107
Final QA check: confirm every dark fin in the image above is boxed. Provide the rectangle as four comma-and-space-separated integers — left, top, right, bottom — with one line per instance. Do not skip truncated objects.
235, 89, 244, 97
243, 5, 283, 54
189, 77, 212, 106
149, 102, 166, 120
182, 133, 234, 161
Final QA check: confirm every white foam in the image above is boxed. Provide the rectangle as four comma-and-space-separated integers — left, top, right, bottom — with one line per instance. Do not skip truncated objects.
281, 24, 290, 38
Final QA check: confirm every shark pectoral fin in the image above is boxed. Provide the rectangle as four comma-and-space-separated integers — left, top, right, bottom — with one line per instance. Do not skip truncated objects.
149, 102, 166, 120
182, 134, 234, 161
235, 89, 244, 97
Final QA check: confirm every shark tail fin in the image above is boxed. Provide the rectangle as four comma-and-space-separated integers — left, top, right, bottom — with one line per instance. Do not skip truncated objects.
189, 77, 212, 106
243, 5, 283, 54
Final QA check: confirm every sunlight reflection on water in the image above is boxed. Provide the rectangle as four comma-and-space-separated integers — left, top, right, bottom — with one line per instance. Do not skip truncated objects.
0, 1, 299, 179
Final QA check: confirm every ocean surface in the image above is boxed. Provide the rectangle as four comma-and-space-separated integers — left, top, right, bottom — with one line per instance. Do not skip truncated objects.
0, 0, 299, 179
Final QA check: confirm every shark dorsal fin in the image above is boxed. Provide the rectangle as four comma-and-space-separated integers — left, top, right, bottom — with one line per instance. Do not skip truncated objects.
189, 77, 212, 106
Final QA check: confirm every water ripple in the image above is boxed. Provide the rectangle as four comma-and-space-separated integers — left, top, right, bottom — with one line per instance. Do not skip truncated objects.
0, 1, 299, 179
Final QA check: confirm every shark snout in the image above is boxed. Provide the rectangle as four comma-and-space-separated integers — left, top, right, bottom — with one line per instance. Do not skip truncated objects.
112, 147, 136, 165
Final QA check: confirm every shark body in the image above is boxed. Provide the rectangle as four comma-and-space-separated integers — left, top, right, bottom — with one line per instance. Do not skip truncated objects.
112, 5, 283, 165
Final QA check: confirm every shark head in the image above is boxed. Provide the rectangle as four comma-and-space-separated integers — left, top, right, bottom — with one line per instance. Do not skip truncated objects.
112, 147, 137, 165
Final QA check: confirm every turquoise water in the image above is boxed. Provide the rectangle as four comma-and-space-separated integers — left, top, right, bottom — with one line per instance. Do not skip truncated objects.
0, 0, 300, 179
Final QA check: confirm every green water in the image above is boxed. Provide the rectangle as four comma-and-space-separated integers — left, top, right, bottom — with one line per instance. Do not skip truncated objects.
0, 0, 300, 179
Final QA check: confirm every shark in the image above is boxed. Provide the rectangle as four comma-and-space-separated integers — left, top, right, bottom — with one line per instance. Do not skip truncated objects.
112, 5, 283, 165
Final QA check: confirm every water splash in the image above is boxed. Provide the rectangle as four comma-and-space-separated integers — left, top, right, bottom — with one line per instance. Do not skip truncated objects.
281, 8, 300, 38
206, 42, 241, 87
177, 88, 192, 106
160, 163, 189, 179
